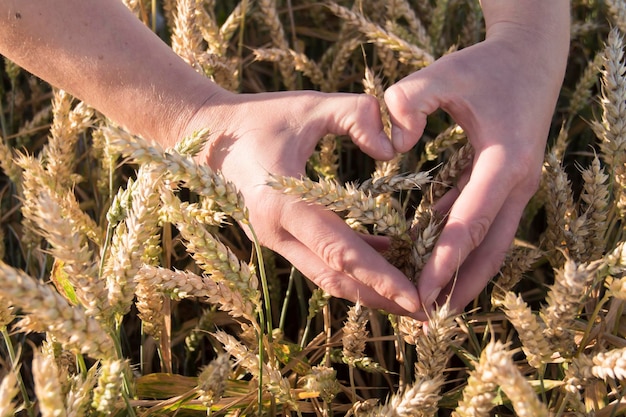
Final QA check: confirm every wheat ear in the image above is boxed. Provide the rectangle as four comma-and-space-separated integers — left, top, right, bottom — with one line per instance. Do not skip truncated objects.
0, 261, 116, 360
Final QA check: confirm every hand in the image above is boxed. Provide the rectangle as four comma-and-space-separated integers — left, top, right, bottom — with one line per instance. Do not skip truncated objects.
384, 23, 568, 317
185, 89, 421, 315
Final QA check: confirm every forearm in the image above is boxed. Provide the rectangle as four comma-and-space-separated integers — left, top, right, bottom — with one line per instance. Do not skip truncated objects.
0, 0, 224, 146
480, 0, 570, 81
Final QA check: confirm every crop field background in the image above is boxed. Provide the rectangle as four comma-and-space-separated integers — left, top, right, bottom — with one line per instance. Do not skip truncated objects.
1, 0, 626, 416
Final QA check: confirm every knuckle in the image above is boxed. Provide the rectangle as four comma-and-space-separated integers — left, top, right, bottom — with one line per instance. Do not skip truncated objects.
463, 216, 491, 251
316, 237, 354, 273
384, 83, 409, 114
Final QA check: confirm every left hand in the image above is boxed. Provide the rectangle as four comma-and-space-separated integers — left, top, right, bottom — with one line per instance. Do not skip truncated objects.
384, 19, 569, 317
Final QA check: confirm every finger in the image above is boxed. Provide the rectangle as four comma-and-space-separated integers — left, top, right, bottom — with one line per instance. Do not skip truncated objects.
431, 194, 526, 314
316, 93, 395, 161
275, 233, 415, 315
278, 200, 421, 314
384, 70, 444, 153
417, 146, 514, 308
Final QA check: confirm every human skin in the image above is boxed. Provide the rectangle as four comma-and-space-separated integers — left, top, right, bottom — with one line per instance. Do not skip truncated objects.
0, 0, 421, 315
384, 1, 571, 318
0, 0, 570, 320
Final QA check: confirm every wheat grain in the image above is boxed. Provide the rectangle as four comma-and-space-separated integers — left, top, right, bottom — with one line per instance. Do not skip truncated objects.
302, 365, 341, 403
0, 135, 20, 188
16, 153, 102, 246
452, 346, 499, 417
326, 2, 434, 68
65, 366, 97, 417
501, 291, 554, 368
253, 47, 327, 89
421, 142, 473, 209
171, 0, 205, 70
0, 261, 116, 360
44, 90, 93, 191
103, 165, 162, 320
105, 125, 248, 221
414, 302, 458, 383
160, 189, 261, 314
594, 28, 626, 217
268, 174, 407, 235
342, 300, 369, 366
543, 152, 581, 265
197, 353, 231, 408
311, 134, 339, 180
428, 0, 450, 55
606, 0, 626, 34
542, 259, 602, 357
568, 52, 603, 116
26, 185, 108, 320
579, 154, 610, 261
481, 341, 549, 417
491, 246, 543, 306
256, 0, 297, 90
418, 124, 466, 168
92, 359, 127, 414
0, 369, 20, 417
382, 376, 443, 417
409, 208, 444, 282
220, 2, 246, 43
32, 348, 66, 417
385, 0, 430, 49
136, 264, 258, 322
326, 37, 363, 92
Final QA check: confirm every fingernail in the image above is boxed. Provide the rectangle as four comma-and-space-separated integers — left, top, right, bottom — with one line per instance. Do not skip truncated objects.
423, 287, 441, 309
391, 126, 404, 151
394, 295, 419, 313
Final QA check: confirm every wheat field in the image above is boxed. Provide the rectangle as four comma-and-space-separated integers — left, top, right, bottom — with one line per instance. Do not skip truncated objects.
0, 0, 626, 416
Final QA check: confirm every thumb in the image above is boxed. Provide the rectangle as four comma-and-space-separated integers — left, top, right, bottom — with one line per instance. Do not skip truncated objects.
314, 93, 395, 161
384, 70, 444, 153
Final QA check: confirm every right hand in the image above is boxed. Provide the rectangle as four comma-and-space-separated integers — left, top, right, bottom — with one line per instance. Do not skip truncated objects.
184, 89, 422, 316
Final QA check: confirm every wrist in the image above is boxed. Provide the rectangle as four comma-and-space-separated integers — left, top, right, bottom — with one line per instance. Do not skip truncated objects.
482, 1, 570, 82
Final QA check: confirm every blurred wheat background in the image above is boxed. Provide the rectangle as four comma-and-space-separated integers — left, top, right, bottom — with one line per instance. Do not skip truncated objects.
0, 0, 626, 416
